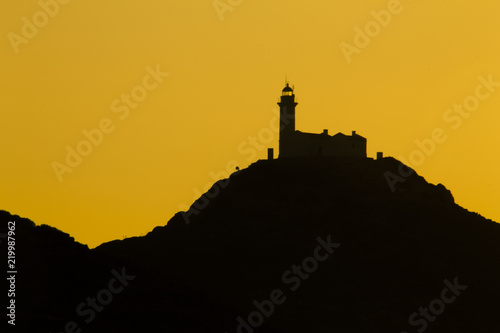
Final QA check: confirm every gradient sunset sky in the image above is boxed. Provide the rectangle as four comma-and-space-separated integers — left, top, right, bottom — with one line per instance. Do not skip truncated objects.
2, 0, 500, 247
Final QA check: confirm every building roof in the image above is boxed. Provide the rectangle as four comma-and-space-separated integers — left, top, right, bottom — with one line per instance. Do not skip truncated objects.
282, 83, 293, 92
332, 132, 367, 142
294, 130, 366, 142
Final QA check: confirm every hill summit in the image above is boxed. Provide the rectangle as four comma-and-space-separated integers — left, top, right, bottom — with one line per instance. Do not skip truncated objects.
4, 157, 500, 332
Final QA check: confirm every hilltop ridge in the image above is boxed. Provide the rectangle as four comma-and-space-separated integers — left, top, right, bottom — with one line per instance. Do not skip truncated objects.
3, 157, 500, 332
95, 157, 500, 332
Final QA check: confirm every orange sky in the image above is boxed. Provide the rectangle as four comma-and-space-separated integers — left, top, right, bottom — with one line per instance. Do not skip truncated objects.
1, 0, 499, 248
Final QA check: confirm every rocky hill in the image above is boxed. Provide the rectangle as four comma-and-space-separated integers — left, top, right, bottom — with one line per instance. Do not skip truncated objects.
4, 157, 500, 332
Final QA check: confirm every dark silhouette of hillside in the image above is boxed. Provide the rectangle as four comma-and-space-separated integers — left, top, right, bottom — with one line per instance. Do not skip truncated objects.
0, 212, 248, 332
4, 157, 500, 332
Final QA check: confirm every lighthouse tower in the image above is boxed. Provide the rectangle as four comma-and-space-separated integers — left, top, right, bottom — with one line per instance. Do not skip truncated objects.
278, 83, 298, 158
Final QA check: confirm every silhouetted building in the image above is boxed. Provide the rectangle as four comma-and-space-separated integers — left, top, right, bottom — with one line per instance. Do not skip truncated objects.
278, 83, 367, 158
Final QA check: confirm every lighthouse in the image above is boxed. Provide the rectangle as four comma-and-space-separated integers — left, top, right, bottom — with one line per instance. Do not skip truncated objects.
275, 82, 367, 159
278, 83, 298, 158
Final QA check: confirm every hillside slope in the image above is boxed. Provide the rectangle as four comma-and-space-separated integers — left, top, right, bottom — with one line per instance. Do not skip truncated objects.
0, 211, 244, 333
96, 157, 500, 333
